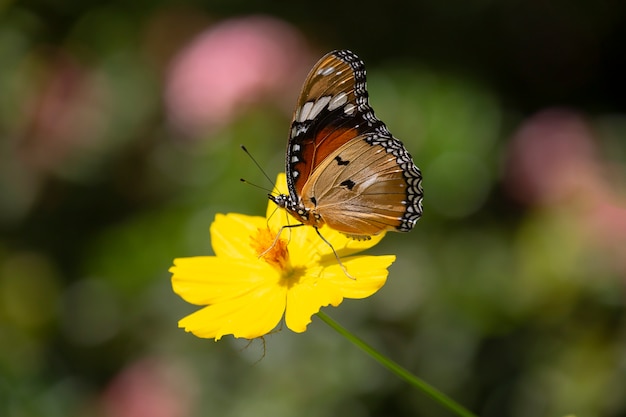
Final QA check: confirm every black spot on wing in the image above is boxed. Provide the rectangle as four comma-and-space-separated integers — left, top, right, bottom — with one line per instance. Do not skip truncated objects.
340, 179, 355, 190
334, 156, 350, 166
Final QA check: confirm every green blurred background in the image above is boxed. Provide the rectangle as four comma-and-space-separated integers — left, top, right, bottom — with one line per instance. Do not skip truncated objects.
1, 1, 626, 416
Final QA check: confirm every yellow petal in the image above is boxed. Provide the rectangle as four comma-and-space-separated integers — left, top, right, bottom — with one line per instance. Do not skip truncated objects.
284, 273, 344, 333
179, 285, 287, 340
210, 213, 267, 259
273, 173, 289, 196
321, 255, 395, 299
285, 255, 393, 332
266, 173, 287, 227
170, 256, 277, 305
282, 225, 384, 269
316, 225, 387, 257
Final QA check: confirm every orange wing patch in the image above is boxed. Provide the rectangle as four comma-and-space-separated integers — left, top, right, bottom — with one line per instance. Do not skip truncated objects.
292, 126, 361, 195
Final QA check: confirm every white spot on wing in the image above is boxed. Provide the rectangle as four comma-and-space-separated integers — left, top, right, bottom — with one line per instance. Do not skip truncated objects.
344, 103, 356, 115
317, 66, 335, 76
328, 92, 348, 111
298, 101, 314, 122
308, 96, 332, 120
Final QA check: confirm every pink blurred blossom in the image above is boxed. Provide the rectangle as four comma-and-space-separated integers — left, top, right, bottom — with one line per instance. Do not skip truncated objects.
165, 15, 311, 137
505, 108, 626, 274
505, 109, 606, 206
100, 357, 195, 417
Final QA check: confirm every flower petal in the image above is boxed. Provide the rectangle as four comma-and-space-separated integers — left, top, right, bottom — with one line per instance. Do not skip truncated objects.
273, 173, 289, 196
316, 226, 388, 257
170, 256, 276, 305
210, 213, 267, 259
284, 255, 394, 333
284, 270, 344, 333
321, 255, 395, 298
179, 285, 286, 340
266, 173, 318, 233
283, 225, 387, 269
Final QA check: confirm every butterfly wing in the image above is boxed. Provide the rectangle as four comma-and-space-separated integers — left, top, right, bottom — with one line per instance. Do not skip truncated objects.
284, 50, 422, 236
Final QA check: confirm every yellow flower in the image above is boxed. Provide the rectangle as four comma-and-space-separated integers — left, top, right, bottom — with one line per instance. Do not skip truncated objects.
170, 174, 396, 340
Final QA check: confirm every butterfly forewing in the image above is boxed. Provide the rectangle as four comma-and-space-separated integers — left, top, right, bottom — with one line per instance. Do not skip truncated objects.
276, 49, 423, 238
287, 52, 364, 197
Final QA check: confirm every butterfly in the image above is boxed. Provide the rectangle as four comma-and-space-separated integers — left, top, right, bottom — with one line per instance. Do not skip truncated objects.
270, 49, 423, 239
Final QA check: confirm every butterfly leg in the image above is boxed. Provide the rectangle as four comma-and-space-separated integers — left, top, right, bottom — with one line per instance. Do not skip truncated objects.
314, 227, 355, 280
259, 223, 355, 280
258, 223, 304, 259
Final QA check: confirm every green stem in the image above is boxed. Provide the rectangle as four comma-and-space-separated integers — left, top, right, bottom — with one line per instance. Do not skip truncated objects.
316, 311, 478, 417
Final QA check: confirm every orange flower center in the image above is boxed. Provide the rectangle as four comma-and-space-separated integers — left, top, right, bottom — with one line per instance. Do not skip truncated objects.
250, 228, 291, 273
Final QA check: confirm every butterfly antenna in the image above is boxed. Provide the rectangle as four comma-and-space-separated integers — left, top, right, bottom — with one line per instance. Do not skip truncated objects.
240, 145, 277, 192
314, 228, 355, 280
239, 178, 273, 193
265, 204, 282, 227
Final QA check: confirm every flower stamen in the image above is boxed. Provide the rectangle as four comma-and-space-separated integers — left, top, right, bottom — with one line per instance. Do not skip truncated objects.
251, 228, 291, 272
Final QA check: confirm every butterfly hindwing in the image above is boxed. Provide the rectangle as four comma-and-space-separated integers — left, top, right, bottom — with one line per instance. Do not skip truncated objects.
302, 136, 411, 236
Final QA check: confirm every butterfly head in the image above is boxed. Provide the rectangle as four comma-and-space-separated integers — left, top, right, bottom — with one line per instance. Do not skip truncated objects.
269, 193, 323, 228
